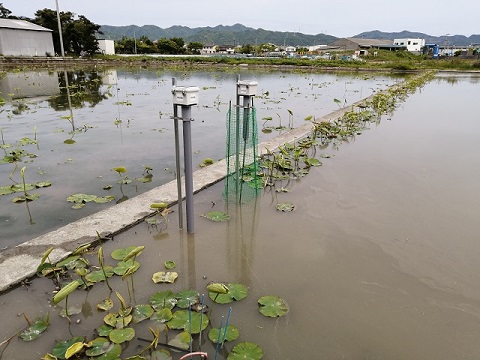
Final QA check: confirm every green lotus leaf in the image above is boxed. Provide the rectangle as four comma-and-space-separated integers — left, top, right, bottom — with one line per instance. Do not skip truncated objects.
97, 298, 114, 312
109, 327, 135, 344
40, 354, 57, 360
228, 342, 264, 360
151, 308, 173, 323
55, 255, 81, 270
206, 282, 229, 294
103, 313, 119, 327
152, 271, 178, 284
166, 310, 209, 334
11, 183, 35, 192
35, 181, 52, 188
113, 260, 140, 276
167, 331, 191, 350
103, 184, 113, 190
164, 260, 176, 269
111, 246, 138, 260
12, 194, 40, 202
85, 337, 110, 357
209, 283, 248, 304
95, 343, 122, 360
113, 166, 127, 173
19, 316, 49, 341
305, 158, 322, 167
208, 325, 240, 343
0, 185, 14, 195
94, 196, 115, 203
63, 139, 76, 144
175, 290, 199, 309
258, 295, 289, 317
143, 349, 172, 360
132, 304, 154, 324
150, 290, 177, 310
85, 267, 114, 283
59, 306, 82, 318
52, 336, 85, 359
71, 203, 85, 209
96, 324, 114, 337
202, 211, 230, 222
276, 202, 296, 212
66, 193, 97, 203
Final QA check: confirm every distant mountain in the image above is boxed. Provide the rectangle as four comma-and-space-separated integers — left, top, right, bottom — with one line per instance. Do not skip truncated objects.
99, 23, 337, 47
353, 30, 480, 46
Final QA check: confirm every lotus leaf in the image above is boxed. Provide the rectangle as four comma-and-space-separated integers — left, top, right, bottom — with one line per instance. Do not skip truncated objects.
11, 183, 35, 192
113, 260, 140, 276
144, 349, 172, 360
166, 310, 209, 334
59, 306, 82, 318
52, 336, 85, 359
85, 337, 110, 357
151, 308, 173, 323
35, 181, 52, 188
202, 211, 230, 222
41, 354, 57, 360
132, 304, 154, 324
209, 283, 248, 304
97, 324, 114, 337
208, 325, 239, 343
97, 298, 114, 312
103, 313, 119, 327
94, 196, 115, 204
109, 327, 135, 344
103, 185, 113, 190
164, 260, 176, 269
19, 316, 49, 341
56, 255, 86, 270
167, 331, 191, 350
65, 341, 85, 359
305, 158, 322, 167
12, 194, 40, 202
71, 203, 84, 209
95, 343, 122, 360
206, 282, 229, 294
113, 166, 127, 173
276, 202, 296, 212
175, 290, 199, 308
137, 175, 153, 183
0, 185, 14, 195
111, 246, 138, 260
152, 271, 178, 284
150, 290, 177, 310
228, 342, 264, 360
66, 193, 97, 203
258, 295, 289, 317
85, 267, 114, 283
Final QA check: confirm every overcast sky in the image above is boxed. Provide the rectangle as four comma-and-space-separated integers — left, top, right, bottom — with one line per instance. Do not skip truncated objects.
5, 0, 479, 38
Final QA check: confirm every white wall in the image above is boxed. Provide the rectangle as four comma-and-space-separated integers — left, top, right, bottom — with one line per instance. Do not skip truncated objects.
0, 29, 54, 56
98, 39, 115, 55
393, 38, 425, 52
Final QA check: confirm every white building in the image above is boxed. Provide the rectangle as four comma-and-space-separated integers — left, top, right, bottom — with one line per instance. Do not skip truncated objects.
201, 44, 216, 55
98, 39, 115, 55
393, 38, 425, 53
0, 19, 54, 56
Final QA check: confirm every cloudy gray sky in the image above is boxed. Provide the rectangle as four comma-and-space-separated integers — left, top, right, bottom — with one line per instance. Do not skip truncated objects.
5, 0, 479, 38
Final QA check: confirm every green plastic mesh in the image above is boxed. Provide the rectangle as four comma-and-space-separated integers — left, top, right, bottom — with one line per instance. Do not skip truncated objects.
224, 105, 260, 203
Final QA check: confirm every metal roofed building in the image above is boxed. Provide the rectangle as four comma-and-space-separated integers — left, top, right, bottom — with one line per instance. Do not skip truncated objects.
0, 19, 55, 56
328, 38, 394, 51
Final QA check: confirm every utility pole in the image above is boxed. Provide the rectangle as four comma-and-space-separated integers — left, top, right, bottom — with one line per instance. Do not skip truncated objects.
55, 0, 65, 57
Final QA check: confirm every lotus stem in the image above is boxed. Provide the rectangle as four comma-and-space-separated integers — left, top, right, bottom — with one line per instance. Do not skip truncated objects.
221, 307, 232, 348
214, 316, 224, 360
199, 294, 205, 346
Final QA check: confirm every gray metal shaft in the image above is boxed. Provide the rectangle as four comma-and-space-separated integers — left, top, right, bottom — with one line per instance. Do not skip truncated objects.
172, 78, 184, 230
182, 106, 195, 233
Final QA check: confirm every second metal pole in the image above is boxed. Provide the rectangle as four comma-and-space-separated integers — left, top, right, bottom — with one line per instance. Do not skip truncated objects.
182, 105, 194, 233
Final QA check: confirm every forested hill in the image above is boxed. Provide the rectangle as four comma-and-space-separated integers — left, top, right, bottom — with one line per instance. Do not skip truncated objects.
353, 30, 480, 46
99, 23, 337, 46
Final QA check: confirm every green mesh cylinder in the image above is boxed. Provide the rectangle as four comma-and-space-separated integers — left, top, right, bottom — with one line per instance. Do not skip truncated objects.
224, 105, 260, 203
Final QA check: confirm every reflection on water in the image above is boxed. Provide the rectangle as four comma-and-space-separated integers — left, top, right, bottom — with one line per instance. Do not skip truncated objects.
0, 69, 401, 247
1, 74, 480, 359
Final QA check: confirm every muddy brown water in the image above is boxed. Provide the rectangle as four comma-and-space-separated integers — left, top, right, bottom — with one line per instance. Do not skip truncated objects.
1, 73, 480, 359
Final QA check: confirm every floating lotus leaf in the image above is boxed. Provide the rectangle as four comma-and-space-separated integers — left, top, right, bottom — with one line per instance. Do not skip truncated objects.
65, 341, 85, 359
95, 343, 122, 360
94, 196, 115, 204
166, 310, 209, 334
0, 185, 14, 195
276, 202, 296, 212
12, 194, 40, 202
63, 139, 75, 144
113, 166, 127, 173
208, 325, 240, 343
228, 342, 264, 360
71, 203, 85, 209
175, 290, 199, 308
11, 183, 35, 192
109, 328, 135, 344
206, 282, 229, 294
56, 255, 81, 270
209, 283, 248, 304
143, 349, 172, 360
103, 313, 119, 327
150, 290, 177, 310
150, 308, 173, 323
103, 185, 113, 190
167, 331, 191, 350
137, 175, 153, 183
258, 296, 289, 317
97, 298, 114, 312
59, 306, 82, 318
164, 260, 176, 269
111, 246, 138, 260
97, 324, 114, 337
305, 158, 322, 167
85, 337, 110, 357
152, 271, 178, 284
132, 304, 154, 324
19, 316, 49, 341
202, 211, 230, 222
41, 354, 57, 360
52, 336, 85, 359
66, 193, 97, 203
85, 267, 114, 283
35, 181, 52, 188
113, 260, 140, 276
